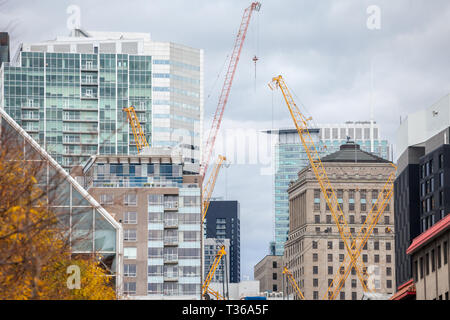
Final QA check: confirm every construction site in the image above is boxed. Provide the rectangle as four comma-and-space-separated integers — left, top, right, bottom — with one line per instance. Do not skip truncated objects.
0, 0, 449, 306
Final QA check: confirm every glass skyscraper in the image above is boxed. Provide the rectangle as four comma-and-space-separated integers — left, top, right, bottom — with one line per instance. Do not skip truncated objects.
266, 121, 391, 256
0, 30, 203, 171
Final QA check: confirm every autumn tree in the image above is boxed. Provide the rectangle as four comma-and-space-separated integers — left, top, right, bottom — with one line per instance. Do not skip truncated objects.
0, 119, 116, 300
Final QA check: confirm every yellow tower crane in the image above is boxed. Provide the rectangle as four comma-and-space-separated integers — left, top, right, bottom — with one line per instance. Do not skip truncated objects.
202, 245, 227, 300
269, 75, 396, 300
202, 155, 227, 223
283, 267, 305, 300
123, 105, 149, 153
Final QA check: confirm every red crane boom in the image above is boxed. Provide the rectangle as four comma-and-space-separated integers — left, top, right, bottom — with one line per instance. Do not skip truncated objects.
200, 1, 261, 179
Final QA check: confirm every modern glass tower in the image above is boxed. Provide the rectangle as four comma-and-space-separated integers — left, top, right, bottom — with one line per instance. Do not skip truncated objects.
0, 30, 203, 171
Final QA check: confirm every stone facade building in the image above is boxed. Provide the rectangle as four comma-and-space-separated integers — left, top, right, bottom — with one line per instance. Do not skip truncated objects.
254, 255, 283, 293
284, 142, 396, 300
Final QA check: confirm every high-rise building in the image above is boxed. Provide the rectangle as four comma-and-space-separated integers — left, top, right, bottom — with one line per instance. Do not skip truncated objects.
285, 141, 396, 300
0, 107, 123, 294
265, 122, 391, 256
204, 200, 240, 283
204, 238, 230, 284
74, 149, 202, 299
0, 30, 203, 171
0, 32, 10, 67
394, 94, 450, 288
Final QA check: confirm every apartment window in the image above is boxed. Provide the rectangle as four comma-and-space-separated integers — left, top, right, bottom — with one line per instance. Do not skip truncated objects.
328, 266, 333, 275
362, 254, 368, 263
444, 242, 448, 265
313, 266, 318, 274
272, 273, 277, 280
386, 267, 392, 276
384, 215, 390, 224
437, 245, 442, 269
124, 229, 137, 242
361, 215, 366, 224
328, 254, 333, 262
124, 282, 136, 295
351, 267, 356, 276
328, 279, 333, 287
100, 194, 113, 205
340, 292, 345, 300
148, 194, 163, 205
426, 253, 430, 275
373, 228, 378, 234
124, 247, 137, 259
326, 215, 332, 224
352, 292, 357, 300
124, 193, 137, 206
273, 261, 277, 268
374, 255, 380, 263
349, 215, 355, 224
386, 254, 392, 263
431, 249, 436, 272
439, 154, 444, 169
351, 279, 357, 288
124, 264, 137, 277
339, 241, 344, 250
327, 241, 333, 250
312, 241, 318, 249
315, 215, 320, 223
314, 189, 321, 211
124, 211, 137, 224
273, 284, 277, 292
339, 254, 344, 262
420, 257, 424, 279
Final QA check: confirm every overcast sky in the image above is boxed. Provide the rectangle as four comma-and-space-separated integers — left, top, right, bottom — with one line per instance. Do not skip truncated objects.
3, 0, 450, 281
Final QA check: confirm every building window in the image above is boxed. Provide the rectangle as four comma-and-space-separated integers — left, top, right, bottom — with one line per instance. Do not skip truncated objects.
420, 257, 424, 279
313, 253, 318, 262
124, 247, 137, 259
426, 253, 430, 275
327, 241, 333, 250
386, 254, 392, 263
340, 292, 345, 300
349, 215, 355, 224
100, 194, 113, 205
312, 241, 318, 249
328, 254, 333, 262
386, 242, 391, 250
352, 292, 357, 300
124, 264, 137, 277
273, 284, 277, 292
339, 241, 344, 250
362, 254, 368, 263
328, 266, 333, 275
374, 255, 380, 263
431, 249, 436, 272
272, 273, 277, 280
313, 279, 318, 287
326, 215, 332, 224
273, 261, 277, 268
351, 279, 357, 288
315, 215, 320, 223
124, 193, 137, 206
124, 282, 136, 295
124, 211, 137, 224
313, 266, 318, 274
437, 245, 442, 269
444, 242, 448, 265
148, 194, 163, 205
439, 154, 444, 169
313, 291, 319, 300
386, 267, 392, 276
384, 215, 390, 224
374, 241, 379, 250
414, 260, 418, 282
339, 254, 344, 262
124, 229, 137, 242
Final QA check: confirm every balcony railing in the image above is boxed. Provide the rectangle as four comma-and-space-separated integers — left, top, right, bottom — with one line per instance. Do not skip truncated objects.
163, 255, 178, 263
164, 237, 178, 245
164, 220, 179, 229
164, 201, 178, 210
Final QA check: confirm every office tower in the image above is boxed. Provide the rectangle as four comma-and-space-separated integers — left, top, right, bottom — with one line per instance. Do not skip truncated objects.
285, 141, 396, 300
265, 122, 391, 257
395, 94, 450, 288
74, 149, 202, 299
204, 200, 240, 283
0, 107, 122, 293
0, 30, 203, 170
0, 32, 10, 67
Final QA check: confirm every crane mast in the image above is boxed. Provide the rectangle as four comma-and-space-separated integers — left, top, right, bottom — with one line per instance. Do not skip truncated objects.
283, 267, 305, 300
123, 106, 149, 153
202, 155, 226, 223
202, 245, 227, 300
269, 75, 369, 292
270, 75, 396, 300
200, 2, 261, 180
